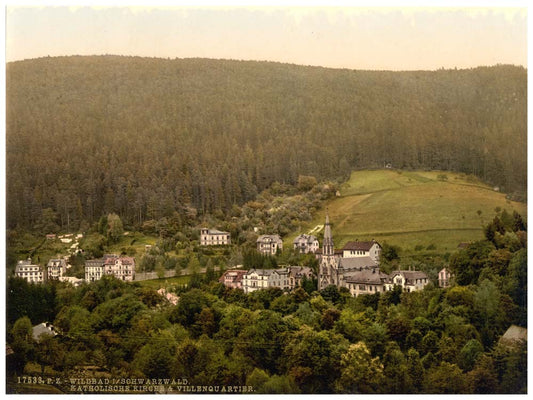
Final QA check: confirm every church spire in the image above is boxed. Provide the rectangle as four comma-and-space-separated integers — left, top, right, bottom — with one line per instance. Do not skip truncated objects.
323, 209, 334, 256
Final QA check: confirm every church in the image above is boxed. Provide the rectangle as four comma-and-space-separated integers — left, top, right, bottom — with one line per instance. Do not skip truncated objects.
318, 212, 386, 295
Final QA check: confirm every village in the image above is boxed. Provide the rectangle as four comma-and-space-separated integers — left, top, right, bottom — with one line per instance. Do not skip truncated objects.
15, 213, 453, 297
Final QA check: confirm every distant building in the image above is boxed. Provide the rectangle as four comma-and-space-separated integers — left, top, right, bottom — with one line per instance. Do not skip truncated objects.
32, 322, 58, 342
103, 255, 135, 281
85, 254, 135, 282
85, 259, 105, 282
293, 234, 320, 254
47, 258, 68, 280
242, 269, 273, 293
342, 240, 382, 263
200, 228, 231, 246
257, 234, 283, 255
438, 267, 452, 288
219, 269, 247, 289
287, 266, 315, 288
15, 259, 45, 284
385, 270, 430, 293
241, 266, 316, 293
344, 268, 389, 297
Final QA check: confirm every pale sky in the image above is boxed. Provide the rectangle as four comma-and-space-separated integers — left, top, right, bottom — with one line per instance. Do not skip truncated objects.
4, 3, 529, 71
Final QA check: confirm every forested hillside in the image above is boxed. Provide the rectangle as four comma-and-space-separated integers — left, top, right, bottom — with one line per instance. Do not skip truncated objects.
6, 56, 527, 231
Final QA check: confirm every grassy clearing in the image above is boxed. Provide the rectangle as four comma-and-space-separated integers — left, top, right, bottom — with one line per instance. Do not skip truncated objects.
286, 169, 526, 254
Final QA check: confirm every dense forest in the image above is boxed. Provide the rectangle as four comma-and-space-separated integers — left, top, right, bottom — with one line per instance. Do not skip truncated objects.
6, 211, 527, 394
6, 56, 527, 233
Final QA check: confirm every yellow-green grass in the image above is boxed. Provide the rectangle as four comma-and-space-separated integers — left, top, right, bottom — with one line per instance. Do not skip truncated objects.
286, 169, 526, 254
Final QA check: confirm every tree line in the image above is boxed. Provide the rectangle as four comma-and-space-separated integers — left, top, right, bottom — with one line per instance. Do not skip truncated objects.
6, 56, 526, 233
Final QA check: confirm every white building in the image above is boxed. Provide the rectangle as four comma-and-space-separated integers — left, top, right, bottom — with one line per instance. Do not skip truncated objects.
47, 258, 68, 280
257, 234, 283, 255
342, 240, 382, 263
241, 266, 316, 293
200, 228, 231, 246
85, 259, 105, 282
438, 267, 452, 288
384, 270, 430, 293
293, 234, 320, 254
86, 255, 136, 282
343, 268, 389, 297
242, 269, 273, 293
104, 255, 135, 281
15, 259, 45, 284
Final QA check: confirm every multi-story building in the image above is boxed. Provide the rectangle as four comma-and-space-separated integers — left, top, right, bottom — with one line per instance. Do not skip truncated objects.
293, 234, 320, 254
85, 259, 105, 282
257, 234, 283, 255
240, 266, 316, 293
287, 266, 315, 288
342, 240, 382, 263
85, 254, 136, 282
200, 228, 231, 246
47, 258, 68, 280
15, 259, 45, 284
103, 255, 135, 281
384, 270, 430, 293
344, 268, 389, 297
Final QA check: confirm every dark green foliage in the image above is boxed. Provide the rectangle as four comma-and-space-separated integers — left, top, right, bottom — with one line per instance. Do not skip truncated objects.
6, 58, 526, 232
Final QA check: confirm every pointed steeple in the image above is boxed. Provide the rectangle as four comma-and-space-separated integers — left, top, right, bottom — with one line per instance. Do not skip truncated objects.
323, 209, 334, 256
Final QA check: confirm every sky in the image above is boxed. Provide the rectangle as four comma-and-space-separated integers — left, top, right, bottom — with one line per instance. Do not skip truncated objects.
4, 2, 528, 71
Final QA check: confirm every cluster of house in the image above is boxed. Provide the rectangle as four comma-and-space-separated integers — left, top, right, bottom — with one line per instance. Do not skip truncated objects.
14, 258, 82, 285
14, 254, 136, 286
206, 217, 455, 297
219, 266, 315, 293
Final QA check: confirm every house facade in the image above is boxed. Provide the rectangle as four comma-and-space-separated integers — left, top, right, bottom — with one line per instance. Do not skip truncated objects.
384, 270, 430, 293
85, 259, 105, 282
200, 228, 231, 246
438, 267, 452, 288
293, 234, 320, 254
47, 258, 68, 280
103, 255, 135, 281
15, 259, 45, 284
344, 268, 389, 297
241, 266, 316, 293
85, 254, 136, 282
342, 240, 382, 263
257, 234, 283, 255
241, 269, 272, 293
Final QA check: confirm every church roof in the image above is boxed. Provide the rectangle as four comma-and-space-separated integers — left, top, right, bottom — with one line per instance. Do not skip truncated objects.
342, 240, 380, 251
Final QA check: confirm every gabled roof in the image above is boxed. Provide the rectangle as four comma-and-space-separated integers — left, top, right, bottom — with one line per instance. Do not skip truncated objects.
257, 234, 282, 243
389, 270, 428, 283
293, 234, 318, 244
219, 269, 247, 283
342, 240, 380, 251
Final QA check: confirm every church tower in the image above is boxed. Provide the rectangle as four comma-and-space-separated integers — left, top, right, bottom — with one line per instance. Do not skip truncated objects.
318, 210, 339, 290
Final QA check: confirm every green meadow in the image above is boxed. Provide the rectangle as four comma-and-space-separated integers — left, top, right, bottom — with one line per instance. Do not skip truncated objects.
287, 170, 526, 254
